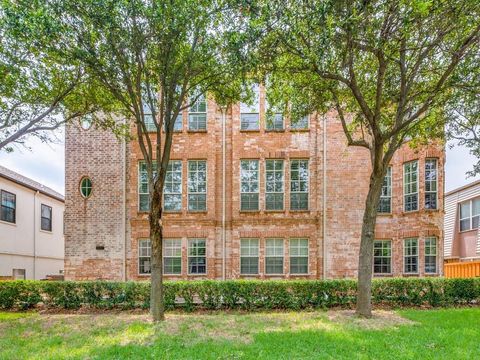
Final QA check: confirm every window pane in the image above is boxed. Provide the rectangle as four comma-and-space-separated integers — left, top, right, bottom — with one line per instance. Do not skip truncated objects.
188, 239, 206, 274
1, 191, 16, 223
266, 239, 284, 274
425, 159, 438, 210
265, 160, 284, 210
290, 160, 309, 210
266, 113, 284, 130
378, 167, 392, 213
291, 116, 309, 130
404, 161, 418, 211
164, 161, 182, 212
188, 93, 207, 131
373, 240, 391, 274
404, 238, 418, 273
241, 160, 259, 210
188, 160, 207, 211
138, 239, 151, 274
290, 238, 308, 274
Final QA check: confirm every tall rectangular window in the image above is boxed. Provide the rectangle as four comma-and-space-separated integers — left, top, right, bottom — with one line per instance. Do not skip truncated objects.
265, 160, 284, 210
459, 198, 480, 231
290, 160, 309, 210
240, 238, 259, 275
138, 239, 151, 275
424, 237, 437, 273
164, 239, 182, 275
240, 84, 260, 130
373, 240, 392, 274
188, 160, 207, 211
188, 93, 207, 131
378, 167, 392, 213
164, 114, 183, 132
265, 238, 284, 274
404, 160, 418, 212
143, 103, 156, 132
291, 116, 309, 130
289, 238, 308, 274
240, 160, 259, 211
41, 204, 52, 231
164, 161, 183, 212
425, 159, 438, 210
188, 238, 206, 274
404, 238, 418, 273
138, 162, 157, 212
1, 190, 16, 223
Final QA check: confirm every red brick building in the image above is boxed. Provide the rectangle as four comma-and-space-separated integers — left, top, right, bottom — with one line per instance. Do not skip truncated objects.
64, 86, 444, 280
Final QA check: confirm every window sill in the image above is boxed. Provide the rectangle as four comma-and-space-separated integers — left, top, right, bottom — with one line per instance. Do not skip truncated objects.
239, 210, 261, 213
264, 209, 285, 213
402, 210, 420, 215
373, 273, 393, 277
239, 129, 260, 133
459, 228, 478, 234
265, 129, 285, 133
187, 273, 207, 276
290, 128, 310, 132
187, 210, 208, 214
377, 212, 393, 216
289, 209, 310, 213
402, 273, 419, 277
0, 219, 16, 226
164, 210, 183, 214
187, 129, 207, 133
39, 229, 53, 234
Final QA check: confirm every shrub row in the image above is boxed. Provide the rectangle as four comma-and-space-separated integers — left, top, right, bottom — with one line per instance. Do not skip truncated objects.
0, 278, 479, 311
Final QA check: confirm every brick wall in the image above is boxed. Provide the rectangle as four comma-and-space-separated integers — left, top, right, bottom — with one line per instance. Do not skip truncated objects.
65, 88, 444, 281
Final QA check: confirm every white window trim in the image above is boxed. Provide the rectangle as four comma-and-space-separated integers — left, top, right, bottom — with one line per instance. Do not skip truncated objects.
459, 198, 480, 232
265, 238, 285, 275
187, 238, 207, 275
265, 159, 285, 211
163, 160, 183, 212
425, 158, 438, 210
240, 159, 260, 211
403, 160, 419, 212
188, 93, 207, 131
373, 239, 393, 275
240, 84, 260, 130
138, 238, 151, 276
240, 238, 260, 275
403, 238, 419, 274
289, 238, 309, 275
378, 167, 392, 214
187, 160, 207, 212
424, 236, 438, 274
290, 159, 309, 211
163, 238, 182, 275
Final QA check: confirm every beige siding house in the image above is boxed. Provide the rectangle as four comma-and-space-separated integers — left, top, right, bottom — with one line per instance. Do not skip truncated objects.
0, 165, 64, 279
444, 180, 480, 262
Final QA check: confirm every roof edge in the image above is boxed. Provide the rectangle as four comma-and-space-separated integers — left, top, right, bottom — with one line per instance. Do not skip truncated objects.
445, 179, 480, 197
0, 172, 65, 203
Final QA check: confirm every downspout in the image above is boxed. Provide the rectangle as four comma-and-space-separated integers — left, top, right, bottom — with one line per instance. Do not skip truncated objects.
33, 190, 39, 280
221, 106, 227, 280
322, 115, 327, 280
122, 119, 127, 282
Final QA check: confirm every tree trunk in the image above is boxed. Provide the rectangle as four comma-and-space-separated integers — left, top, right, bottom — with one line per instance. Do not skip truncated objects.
356, 167, 385, 318
150, 186, 165, 322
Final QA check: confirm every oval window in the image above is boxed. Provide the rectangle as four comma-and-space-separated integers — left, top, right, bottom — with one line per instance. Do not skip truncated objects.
80, 177, 92, 198
80, 115, 93, 130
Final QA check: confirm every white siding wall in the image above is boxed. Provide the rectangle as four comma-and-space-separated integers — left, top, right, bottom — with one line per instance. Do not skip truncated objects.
444, 183, 480, 258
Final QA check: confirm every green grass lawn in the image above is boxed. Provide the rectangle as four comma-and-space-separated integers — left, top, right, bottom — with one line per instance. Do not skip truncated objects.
0, 308, 479, 359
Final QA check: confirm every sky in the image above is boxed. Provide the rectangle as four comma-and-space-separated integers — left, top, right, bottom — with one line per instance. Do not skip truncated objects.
0, 129, 478, 195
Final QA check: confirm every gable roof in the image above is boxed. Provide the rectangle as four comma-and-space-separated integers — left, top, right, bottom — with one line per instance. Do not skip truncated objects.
0, 165, 64, 202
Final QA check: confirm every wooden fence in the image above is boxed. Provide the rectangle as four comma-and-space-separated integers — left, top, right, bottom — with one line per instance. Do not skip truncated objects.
444, 261, 480, 278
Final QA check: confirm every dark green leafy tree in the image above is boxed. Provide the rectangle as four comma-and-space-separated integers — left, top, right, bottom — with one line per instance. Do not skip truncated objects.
253, 0, 480, 317
47, 0, 249, 321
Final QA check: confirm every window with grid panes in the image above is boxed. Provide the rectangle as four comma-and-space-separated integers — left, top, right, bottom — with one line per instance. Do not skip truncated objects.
404, 238, 418, 273
265, 160, 284, 210
138, 239, 151, 274
425, 159, 438, 210
1, 190, 16, 223
373, 240, 391, 274
188, 160, 207, 211
240, 160, 259, 211
240, 84, 260, 130
404, 161, 418, 211
290, 160, 309, 210
41, 204, 52, 231
378, 167, 392, 213
188, 239, 206, 274
459, 198, 480, 231
164, 161, 182, 212
163, 239, 182, 275
240, 238, 259, 275
188, 93, 207, 131
424, 237, 437, 273
138, 162, 157, 212
265, 238, 284, 274
291, 116, 309, 130
289, 238, 308, 274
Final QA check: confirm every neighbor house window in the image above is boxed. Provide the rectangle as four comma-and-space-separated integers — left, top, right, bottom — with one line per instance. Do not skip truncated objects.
80, 177, 92, 199
240, 238, 259, 275
164, 239, 182, 275
404, 238, 418, 273
188, 238, 206, 274
289, 238, 308, 274
240, 84, 260, 130
425, 159, 438, 210
0, 190, 16, 223
373, 240, 392, 274
378, 167, 392, 213
265, 160, 284, 210
265, 238, 284, 274
164, 161, 182, 212
138, 239, 151, 275
459, 198, 480, 231
290, 159, 309, 210
188, 160, 207, 211
41, 204, 52, 232
291, 116, 309, 130
424, 237, 437, 274
138, 162, 157, 212
240, 160, 259, 211
404, 160, 418, 212
188, 93, 207, 131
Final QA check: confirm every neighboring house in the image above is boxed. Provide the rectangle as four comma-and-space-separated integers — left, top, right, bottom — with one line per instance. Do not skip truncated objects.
0, 165, 64, 280
444, 180, 480, 262
64, 85, 444, 281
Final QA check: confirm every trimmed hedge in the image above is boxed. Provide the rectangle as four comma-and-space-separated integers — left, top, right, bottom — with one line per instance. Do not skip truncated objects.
0, 278, 479, 311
